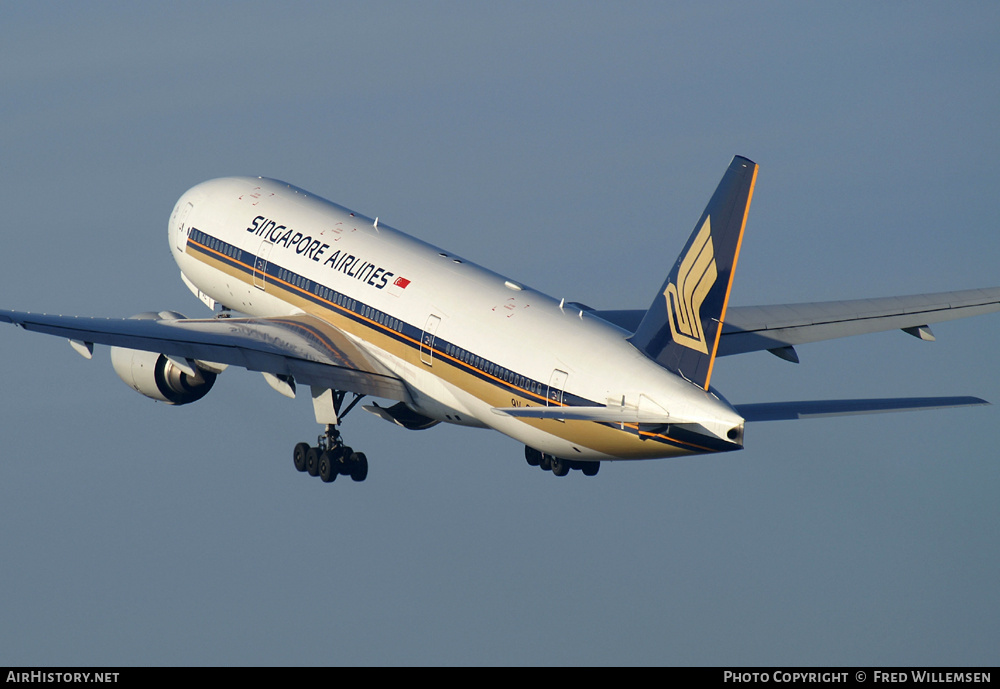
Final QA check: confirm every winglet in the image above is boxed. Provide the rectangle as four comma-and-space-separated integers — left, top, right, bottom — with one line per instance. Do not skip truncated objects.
628, 156, 758, 389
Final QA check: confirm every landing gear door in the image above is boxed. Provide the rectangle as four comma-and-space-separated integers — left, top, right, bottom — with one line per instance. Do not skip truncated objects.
420, 314, 441, 366
253, 240, 273, 290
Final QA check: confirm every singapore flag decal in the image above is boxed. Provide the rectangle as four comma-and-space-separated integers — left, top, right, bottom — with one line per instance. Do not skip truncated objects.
388, 275, 410, 296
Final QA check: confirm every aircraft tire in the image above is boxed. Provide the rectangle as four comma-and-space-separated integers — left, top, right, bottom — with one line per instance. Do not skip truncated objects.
319, 451, 337, 483
293, 442, 310, 472
551, 457, 570, 477
524, 446, 542, 467
581, 461, 600, 477
349, 452, 368, 482
306, 447, 321, 476
338, 446, 354, 475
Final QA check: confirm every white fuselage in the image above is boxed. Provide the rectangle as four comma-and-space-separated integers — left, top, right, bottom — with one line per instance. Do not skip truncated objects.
168, 177, 744, 460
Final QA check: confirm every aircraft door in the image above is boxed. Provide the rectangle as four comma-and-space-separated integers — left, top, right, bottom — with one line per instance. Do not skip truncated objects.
420, 314, 441, 365
547, 369, 568, 407
174, 202, 193, 252
253, 240, 273, 290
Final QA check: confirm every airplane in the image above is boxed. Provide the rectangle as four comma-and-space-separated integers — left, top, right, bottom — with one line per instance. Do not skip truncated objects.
3, 155, 999, 482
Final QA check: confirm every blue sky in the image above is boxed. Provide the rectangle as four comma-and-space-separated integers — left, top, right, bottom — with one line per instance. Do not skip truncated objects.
1, 3, 998, 665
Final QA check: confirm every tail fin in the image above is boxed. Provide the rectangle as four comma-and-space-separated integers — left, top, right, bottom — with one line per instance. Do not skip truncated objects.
628, 155, 758, 390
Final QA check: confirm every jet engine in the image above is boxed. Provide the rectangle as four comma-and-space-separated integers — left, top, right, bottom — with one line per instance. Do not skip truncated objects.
109, 311, 219, 405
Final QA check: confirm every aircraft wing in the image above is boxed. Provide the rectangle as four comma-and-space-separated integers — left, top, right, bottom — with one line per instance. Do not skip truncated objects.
592, 287, 1000, 358
0, 310, 410, 402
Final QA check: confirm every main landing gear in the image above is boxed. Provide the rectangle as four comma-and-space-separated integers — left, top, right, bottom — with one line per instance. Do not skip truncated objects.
293, 392, 368, 483
524, 446, 600, 477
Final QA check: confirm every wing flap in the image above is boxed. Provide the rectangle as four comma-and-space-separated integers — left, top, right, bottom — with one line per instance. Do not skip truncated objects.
0, 310, 410, 402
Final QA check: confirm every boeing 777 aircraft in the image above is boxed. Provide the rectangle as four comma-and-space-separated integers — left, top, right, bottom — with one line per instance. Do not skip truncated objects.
3, 156, 999, 482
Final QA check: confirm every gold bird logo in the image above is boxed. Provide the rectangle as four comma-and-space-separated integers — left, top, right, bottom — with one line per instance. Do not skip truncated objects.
664, 216, 717, 354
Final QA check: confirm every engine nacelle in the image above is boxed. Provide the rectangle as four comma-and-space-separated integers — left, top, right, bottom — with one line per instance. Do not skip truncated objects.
109, 311, 217, 405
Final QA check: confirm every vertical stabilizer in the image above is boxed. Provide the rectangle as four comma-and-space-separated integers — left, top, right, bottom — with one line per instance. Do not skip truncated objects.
628, 156, 758, 389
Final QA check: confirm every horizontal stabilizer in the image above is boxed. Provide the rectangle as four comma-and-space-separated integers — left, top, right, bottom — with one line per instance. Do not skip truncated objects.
593, 287, 1000, 356
491, 405, 696, 424
736, 396, 988, 422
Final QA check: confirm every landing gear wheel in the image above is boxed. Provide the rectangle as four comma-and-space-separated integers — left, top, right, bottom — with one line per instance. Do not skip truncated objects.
581, 461, 600, 477
539, 454, 552, 471
293, 443, 310, 472
338, 446, 353, 475
524, 446, 542, 467
319, 451, 337, 483
551, 457, 570, 477
306, 447, 321, 476
290, 392, 370, 484
349, 452, 368, 482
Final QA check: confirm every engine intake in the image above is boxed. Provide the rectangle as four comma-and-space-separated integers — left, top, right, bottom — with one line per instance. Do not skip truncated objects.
109, 311, 217, 405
